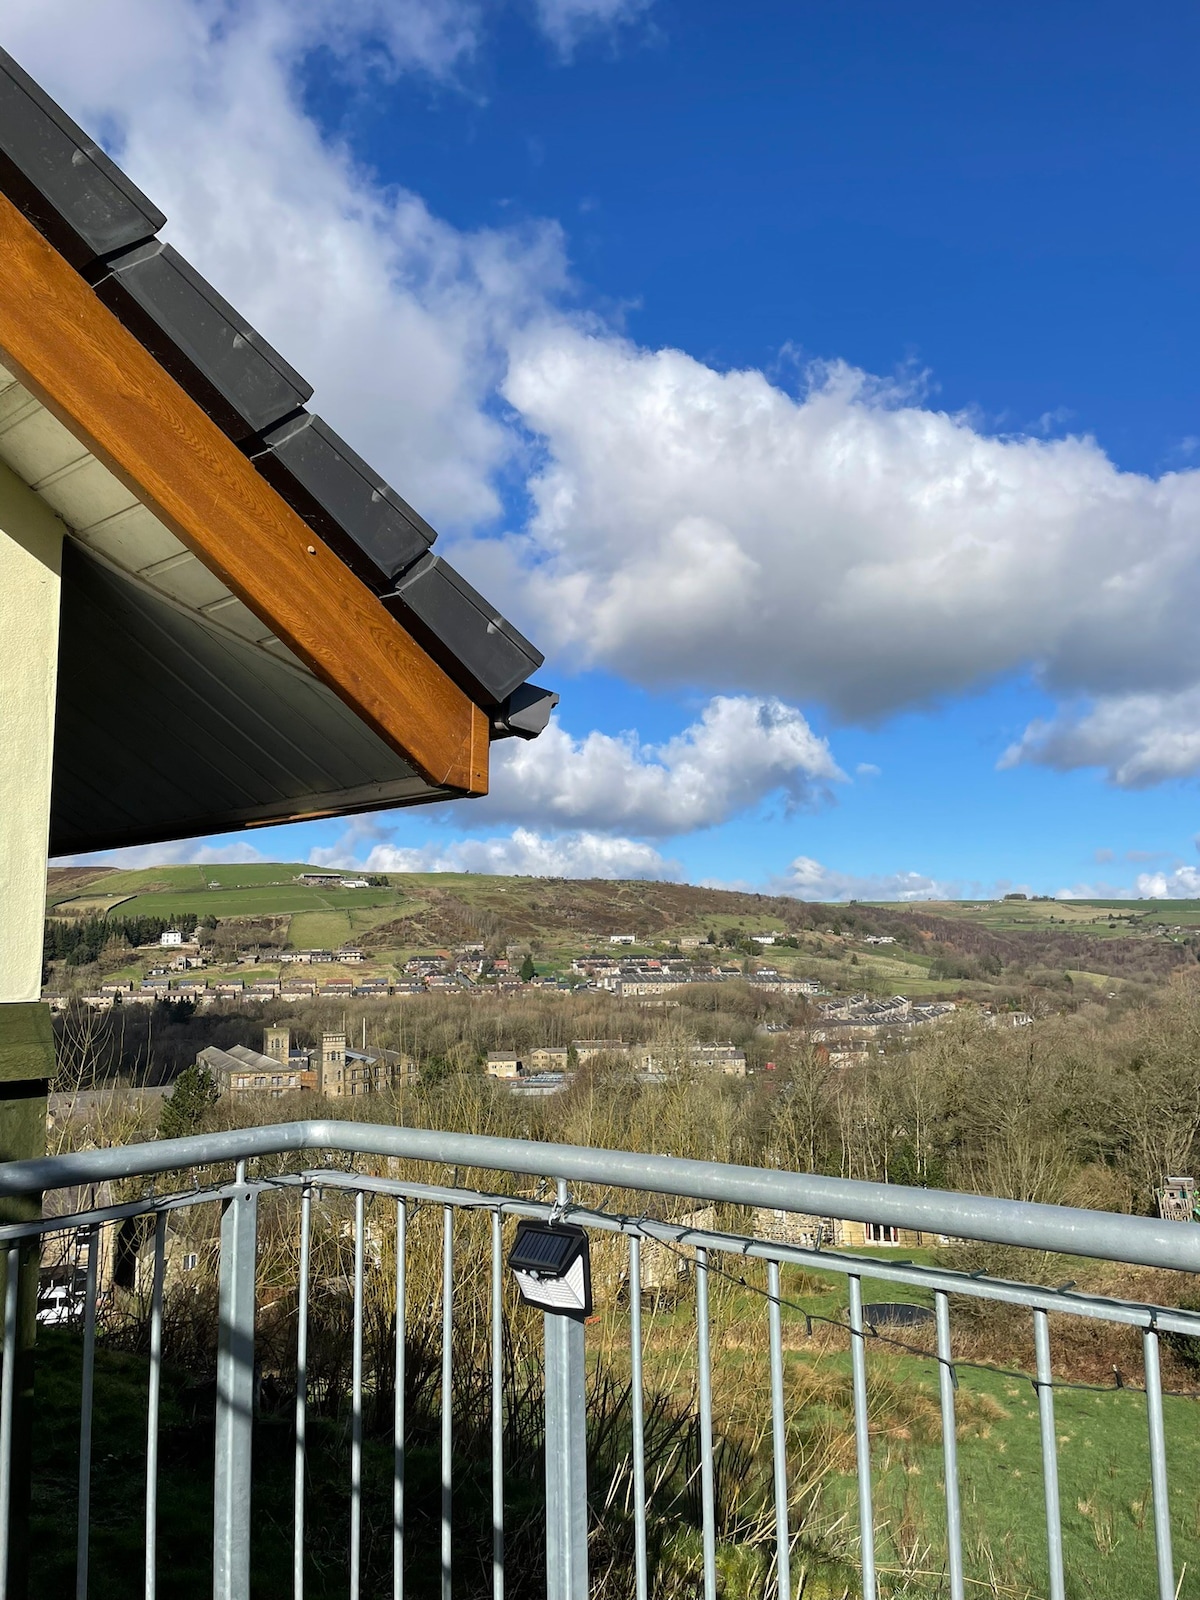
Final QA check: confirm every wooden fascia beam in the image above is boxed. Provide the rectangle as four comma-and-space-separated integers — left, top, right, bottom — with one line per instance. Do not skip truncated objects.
0, 192, 489, 796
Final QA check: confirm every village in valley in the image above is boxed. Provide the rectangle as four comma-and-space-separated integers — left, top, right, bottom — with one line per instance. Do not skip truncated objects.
41, 860, 1195, 1107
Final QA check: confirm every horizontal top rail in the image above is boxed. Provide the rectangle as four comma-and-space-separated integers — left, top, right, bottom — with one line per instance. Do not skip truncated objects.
3, 1119, 1198, 1273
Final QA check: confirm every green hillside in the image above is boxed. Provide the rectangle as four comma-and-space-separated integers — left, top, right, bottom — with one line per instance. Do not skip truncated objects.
50, 863, 395, 922
42, 863, 1200, 1009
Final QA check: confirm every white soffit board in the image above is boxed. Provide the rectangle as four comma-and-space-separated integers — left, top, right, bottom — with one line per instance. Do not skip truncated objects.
0, 360, 302, 665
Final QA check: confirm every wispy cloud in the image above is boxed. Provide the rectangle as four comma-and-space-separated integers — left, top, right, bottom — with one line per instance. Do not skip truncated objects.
56, 840, 267, 870
771, 855, 963, 903
533, 0, 654, 58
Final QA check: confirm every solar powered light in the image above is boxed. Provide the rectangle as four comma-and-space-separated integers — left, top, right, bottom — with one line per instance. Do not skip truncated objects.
511, 1206, 592, 1597
508, 1219, 593, 1321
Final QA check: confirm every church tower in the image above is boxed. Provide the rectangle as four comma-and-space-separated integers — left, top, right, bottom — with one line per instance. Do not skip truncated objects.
264, 1025, 290, 1063
320, 1030, 346, 1097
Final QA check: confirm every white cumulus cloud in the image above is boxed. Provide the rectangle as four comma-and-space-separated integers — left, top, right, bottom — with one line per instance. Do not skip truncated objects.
1002, 688, 1200, 787
312, 825, 676, 878
475, 695, 842, 834
1134, 865, 1200, 899
55, 839, 267, 869
1054, 866, 1200, 900
464, 328, 1200, 724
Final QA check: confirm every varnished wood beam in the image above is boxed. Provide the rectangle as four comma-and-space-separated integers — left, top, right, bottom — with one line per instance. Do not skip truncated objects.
0, 191, 489, 796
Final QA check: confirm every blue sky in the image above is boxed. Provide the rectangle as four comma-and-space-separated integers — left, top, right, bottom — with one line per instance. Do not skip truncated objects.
15, 0, 1200, 898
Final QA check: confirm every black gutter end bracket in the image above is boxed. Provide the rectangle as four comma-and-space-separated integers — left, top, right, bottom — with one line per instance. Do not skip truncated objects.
493, 683, 559, 741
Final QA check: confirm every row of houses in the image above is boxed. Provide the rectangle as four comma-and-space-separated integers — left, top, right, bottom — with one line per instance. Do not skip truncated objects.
813, 994, 957, 1038
485, 1038, 748, 1082
49, 972, 577, 1011
572, 954, 824, 999
61, 976, 393, 1011
52, 945, 831, 1015
279, 947, 365, 964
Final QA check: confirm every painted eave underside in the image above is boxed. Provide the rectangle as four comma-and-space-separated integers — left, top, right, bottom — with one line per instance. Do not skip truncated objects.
0, 362, 456, 856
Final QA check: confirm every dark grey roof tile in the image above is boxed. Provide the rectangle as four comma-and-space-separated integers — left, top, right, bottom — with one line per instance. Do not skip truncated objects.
93, 240, 312, 442
385, 552, 543, 707
253, 411, 434, 589
0, 45, 163, 268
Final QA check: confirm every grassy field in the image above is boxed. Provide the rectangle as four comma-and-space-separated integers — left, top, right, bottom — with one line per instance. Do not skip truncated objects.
28, 1249, 1195, 1600
805, 1350, 1200, 1598
49, 893, 137, 917
97, 862, 314, 892
585, 1249, 1200, 1598
286, 909, 360, 949
27, 1147, 1200, 1600
287, 906, 415, 950
113, 885, 395, 919
904, 898, 1200, 934
48, 862, 402, 927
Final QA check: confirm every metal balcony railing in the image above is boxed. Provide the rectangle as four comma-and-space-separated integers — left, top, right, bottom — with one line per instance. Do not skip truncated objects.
2, 1119, 1199, 1600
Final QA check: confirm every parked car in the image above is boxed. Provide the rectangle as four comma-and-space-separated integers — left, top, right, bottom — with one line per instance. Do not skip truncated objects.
37, 1272, 88, 1326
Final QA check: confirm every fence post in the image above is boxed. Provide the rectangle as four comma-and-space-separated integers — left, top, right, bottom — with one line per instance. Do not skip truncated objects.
544, 1310, 588, 1600
544, 1182, 588, 1600
0, 1001, 53, 1600
213, 1165, 257, 1600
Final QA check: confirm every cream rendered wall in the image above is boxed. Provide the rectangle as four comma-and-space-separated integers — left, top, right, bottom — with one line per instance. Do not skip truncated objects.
0, 462, 64, 1003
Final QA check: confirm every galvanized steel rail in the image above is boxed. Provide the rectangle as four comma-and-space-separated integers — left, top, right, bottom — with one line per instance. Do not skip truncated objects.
0, 1120, 1196, 1600
2, 1118, 1199, 1270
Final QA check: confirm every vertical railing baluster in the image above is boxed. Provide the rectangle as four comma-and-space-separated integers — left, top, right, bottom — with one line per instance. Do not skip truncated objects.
934, 1291, 964, 1600
0, 1242, 20, 1600
1033, 1309, 1065, 1600
491, 1211, 504, 1600
629, 1236, 648, 1600
350, 1189, 365, 1600
294, 1186, 311, 1600
1143, 1326, 1176, 1600
77, 1224, 100, 1600
145, 1212, 166, 1600
394, 1199, 406, 1600
847, 1274, 876, 1600
767, 1259, 790, 1600
695, 1246, 717, 1600
441, 1206, 454, 1600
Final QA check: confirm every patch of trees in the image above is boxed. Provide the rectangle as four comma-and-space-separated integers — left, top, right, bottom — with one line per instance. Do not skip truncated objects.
50, 966, 1200, 1232
909, 911, 1191, 984
52, 1000, 275, 1087
158, 1063, 220, 1138
44, 912, 199, 966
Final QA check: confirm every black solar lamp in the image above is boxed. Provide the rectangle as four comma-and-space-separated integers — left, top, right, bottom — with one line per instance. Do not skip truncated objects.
508, 1220, 593, 1320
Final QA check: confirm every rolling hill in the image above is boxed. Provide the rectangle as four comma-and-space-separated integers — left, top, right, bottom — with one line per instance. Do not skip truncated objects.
44, 862, 1200, 999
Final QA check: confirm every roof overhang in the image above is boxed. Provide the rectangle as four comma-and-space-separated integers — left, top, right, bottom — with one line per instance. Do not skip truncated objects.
0, 49, 558, 856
